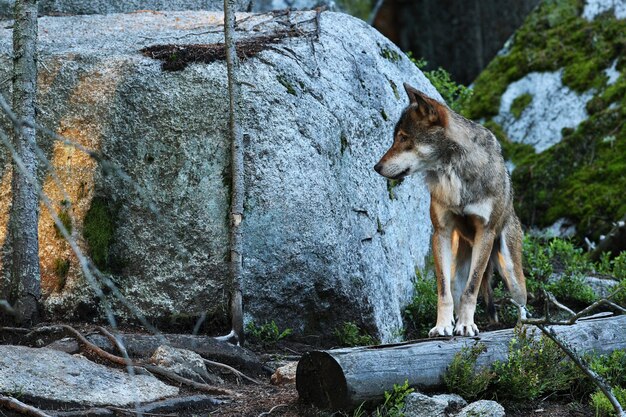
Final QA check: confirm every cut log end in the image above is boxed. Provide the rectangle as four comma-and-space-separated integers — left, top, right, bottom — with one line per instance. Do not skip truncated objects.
296, 351, 349, 410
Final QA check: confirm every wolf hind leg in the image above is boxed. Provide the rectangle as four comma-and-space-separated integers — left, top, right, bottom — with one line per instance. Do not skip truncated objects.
452, 234, 472, 320
492, 216, 527, 318
480, 260, 497, 323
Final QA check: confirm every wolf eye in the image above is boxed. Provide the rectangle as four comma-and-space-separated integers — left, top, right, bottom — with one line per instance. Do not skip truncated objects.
397, 133, 409, 142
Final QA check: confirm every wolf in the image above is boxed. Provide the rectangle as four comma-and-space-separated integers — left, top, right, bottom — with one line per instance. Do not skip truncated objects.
374, 84, 527, 337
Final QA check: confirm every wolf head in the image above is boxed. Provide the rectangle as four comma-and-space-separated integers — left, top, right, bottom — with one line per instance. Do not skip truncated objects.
374, 83, 450, 180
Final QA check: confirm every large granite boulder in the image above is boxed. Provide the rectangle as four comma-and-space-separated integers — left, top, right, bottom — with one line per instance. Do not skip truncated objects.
465, 0, 626, 243
0, 10, 435, 342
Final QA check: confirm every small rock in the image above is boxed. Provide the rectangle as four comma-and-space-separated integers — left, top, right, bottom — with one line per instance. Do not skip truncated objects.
151, 345, 222, 385
456, 400, 505, 417
402, 392, 448, 417
432, 393, 468, 412
270, 362, 298, 385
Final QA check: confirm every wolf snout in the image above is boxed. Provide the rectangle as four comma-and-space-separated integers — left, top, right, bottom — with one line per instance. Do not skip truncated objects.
374, 162, 383, 174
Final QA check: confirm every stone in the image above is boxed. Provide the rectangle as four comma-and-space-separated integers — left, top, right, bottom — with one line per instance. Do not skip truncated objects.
494, 70, 594, 152
402, 392, 448, 417
0, 345, 178, 407
431, 393, 467, 412
456, 400, 505, 417
0, 11, 435, 342
150, 345, 223, 385
583, 0, 626, 21
0, 0, 253, 18
251, 0, 337, 12
270, 361, 298, 385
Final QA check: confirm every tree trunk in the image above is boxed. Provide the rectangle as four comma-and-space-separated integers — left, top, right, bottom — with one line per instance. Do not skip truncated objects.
9, 0, 40, 326
296, 315, 626, 410
223, 0, 244, 345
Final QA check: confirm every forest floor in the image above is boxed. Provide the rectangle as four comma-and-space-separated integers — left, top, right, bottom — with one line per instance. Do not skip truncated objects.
0, 326, 596, 417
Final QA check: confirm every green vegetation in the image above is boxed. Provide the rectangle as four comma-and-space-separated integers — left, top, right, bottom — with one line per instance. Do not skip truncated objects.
443, 344, 493, 400
404, 267, 437, 339
510, 93, 533, 118
465, 0, 626, 241
359, 380, 414, 417
336, 0, 375, 21
410, 56, 473, 115
54, 210, 73, 239
591, 387, 626, 417
386, 178, 403, 200
334, 321, 377, 347
245, 320, 292, 345
276, 75, 297, 96
83, 197, 116, 271
380, 46, 402, 63
445, 326, 580, 402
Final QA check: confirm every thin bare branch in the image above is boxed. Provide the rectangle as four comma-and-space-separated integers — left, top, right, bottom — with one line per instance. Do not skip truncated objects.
203, 358, 261, 385
0, 395, 52, 417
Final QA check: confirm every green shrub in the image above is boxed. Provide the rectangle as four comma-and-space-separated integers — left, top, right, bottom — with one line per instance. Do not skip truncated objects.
404, 270, 438, 339
245, 320, 292, 345
409, 56, 473, 115
591, 387, 626, 417
334, 321, 377, 347
374, 380, 414, 417
493, 326, 576, 401
444, 343, 493, 400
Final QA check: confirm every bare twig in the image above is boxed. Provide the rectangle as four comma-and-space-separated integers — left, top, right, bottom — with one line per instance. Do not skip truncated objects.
257, 404, 288, 417
0, 395, 52, 417
534, 324, 625, 417
57, 325, 236, 397
203, 358, 261, 385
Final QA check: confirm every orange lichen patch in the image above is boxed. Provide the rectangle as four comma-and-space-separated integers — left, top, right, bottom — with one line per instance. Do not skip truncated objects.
0, 167, 12, 250
39, 66, 121, 295
37, 57, 65, 96
69, 65, 124, 107
38, 127, 100, 294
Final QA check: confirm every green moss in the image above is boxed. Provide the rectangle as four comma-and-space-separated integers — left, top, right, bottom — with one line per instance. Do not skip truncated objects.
54, 210, 73, 239
276, 74, 297, 96
510, 93, 533, 119
83, 197, 116, 271
467, 0, 626, 119
466, 0, 626, 241
380, 109, 388, 121
511, 107, 626, 241
53, 258, 70, 282
379, 46, 402, 63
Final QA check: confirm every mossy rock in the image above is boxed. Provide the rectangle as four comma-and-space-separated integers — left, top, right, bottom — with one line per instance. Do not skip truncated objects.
83, 197, 116, 271
466, 0, 626, 242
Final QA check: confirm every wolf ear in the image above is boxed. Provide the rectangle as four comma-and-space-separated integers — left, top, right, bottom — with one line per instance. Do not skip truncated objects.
403, 83, 447, 126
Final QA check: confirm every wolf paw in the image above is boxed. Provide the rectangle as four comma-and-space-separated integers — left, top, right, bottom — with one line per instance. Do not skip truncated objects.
428, 325, 454, 338
454, 322, 479, 337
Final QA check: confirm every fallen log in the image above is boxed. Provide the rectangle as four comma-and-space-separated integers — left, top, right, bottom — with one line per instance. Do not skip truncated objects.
296, 315, 626, 409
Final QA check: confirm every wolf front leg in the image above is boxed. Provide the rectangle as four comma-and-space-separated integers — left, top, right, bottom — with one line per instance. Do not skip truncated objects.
429, 228, 455, 337
455, 225, 496, 336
